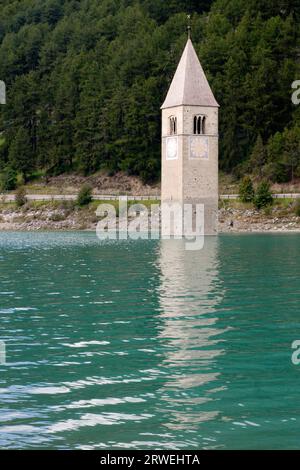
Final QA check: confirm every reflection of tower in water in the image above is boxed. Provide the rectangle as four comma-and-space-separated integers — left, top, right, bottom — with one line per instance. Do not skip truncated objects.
157, 238, 227, 431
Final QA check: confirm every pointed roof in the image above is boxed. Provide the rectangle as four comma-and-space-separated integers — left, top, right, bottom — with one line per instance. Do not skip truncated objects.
161, 39, 219, 109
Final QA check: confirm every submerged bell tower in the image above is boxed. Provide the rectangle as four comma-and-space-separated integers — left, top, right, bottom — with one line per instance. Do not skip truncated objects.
161, 37, 219, 235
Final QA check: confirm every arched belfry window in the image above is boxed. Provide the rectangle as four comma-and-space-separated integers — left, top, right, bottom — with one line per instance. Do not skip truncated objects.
169, 116, 177, 135
193, 115, 206, 135
193, 116, 197, 134
202, 116, 206, 134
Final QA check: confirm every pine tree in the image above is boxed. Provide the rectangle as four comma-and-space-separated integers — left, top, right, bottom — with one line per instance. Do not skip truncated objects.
282, 126, 300, 182
9, 127, 34, 181
239, 176, 255, 202
250, 135, 267, 178
254, 180, 273, 209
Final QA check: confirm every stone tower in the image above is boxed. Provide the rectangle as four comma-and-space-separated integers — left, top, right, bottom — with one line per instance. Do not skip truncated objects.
161, 38, 219, 235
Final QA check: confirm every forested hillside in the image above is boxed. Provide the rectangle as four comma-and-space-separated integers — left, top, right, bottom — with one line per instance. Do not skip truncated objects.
0, 0, 299, 184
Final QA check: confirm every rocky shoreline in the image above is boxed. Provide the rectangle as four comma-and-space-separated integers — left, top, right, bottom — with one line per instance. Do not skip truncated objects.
219, 206, 300, 232
0, 202, 299, 233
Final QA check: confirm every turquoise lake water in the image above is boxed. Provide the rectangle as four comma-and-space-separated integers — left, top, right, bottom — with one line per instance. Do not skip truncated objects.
0, 232, 299, 449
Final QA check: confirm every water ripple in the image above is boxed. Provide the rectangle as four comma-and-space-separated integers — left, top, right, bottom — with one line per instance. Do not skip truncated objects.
0, 233, 299, 449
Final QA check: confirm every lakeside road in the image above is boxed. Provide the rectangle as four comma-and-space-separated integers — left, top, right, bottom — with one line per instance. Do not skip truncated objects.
1, 193, 300, 201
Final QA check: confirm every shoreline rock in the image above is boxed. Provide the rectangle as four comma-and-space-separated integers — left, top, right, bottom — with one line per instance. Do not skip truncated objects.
0, 204, 299, 233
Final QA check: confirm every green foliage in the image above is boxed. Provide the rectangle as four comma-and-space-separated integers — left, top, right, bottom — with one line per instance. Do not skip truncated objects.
15, 186, 27, 207
8, 127, 35, 181
0, 0, 299, 183
239, 175, 254, 202
264, 126, 300, 182
294, 199, 300, 217
59, 199, 75, 214
282, 126, 300, 182
249, 135, 266, 178
254, 180, 273, 209
49, 212, 66, 222
77, 184, 92, 206
0, 167, 17, 191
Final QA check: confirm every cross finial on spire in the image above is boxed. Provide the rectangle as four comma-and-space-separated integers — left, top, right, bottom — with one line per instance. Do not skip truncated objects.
187, 14, 191, 39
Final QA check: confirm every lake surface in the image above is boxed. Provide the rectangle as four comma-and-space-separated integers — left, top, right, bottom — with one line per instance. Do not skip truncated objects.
0, 232, 299, 450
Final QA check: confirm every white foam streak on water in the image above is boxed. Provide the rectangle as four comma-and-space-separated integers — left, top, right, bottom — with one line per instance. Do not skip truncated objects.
29, 386, 71, 395
47, 412, 154, 433
62, 340, 110, 348
0, 425, 39, 434
0, 307, 37, 313
53, 396, 146, 411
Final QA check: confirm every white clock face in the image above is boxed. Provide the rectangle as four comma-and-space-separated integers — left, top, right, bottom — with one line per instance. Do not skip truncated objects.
166, 137, 178, 160
190, 136, 209, 159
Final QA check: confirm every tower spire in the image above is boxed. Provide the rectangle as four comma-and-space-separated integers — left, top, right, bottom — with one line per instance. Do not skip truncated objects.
161, 37, 219, 109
